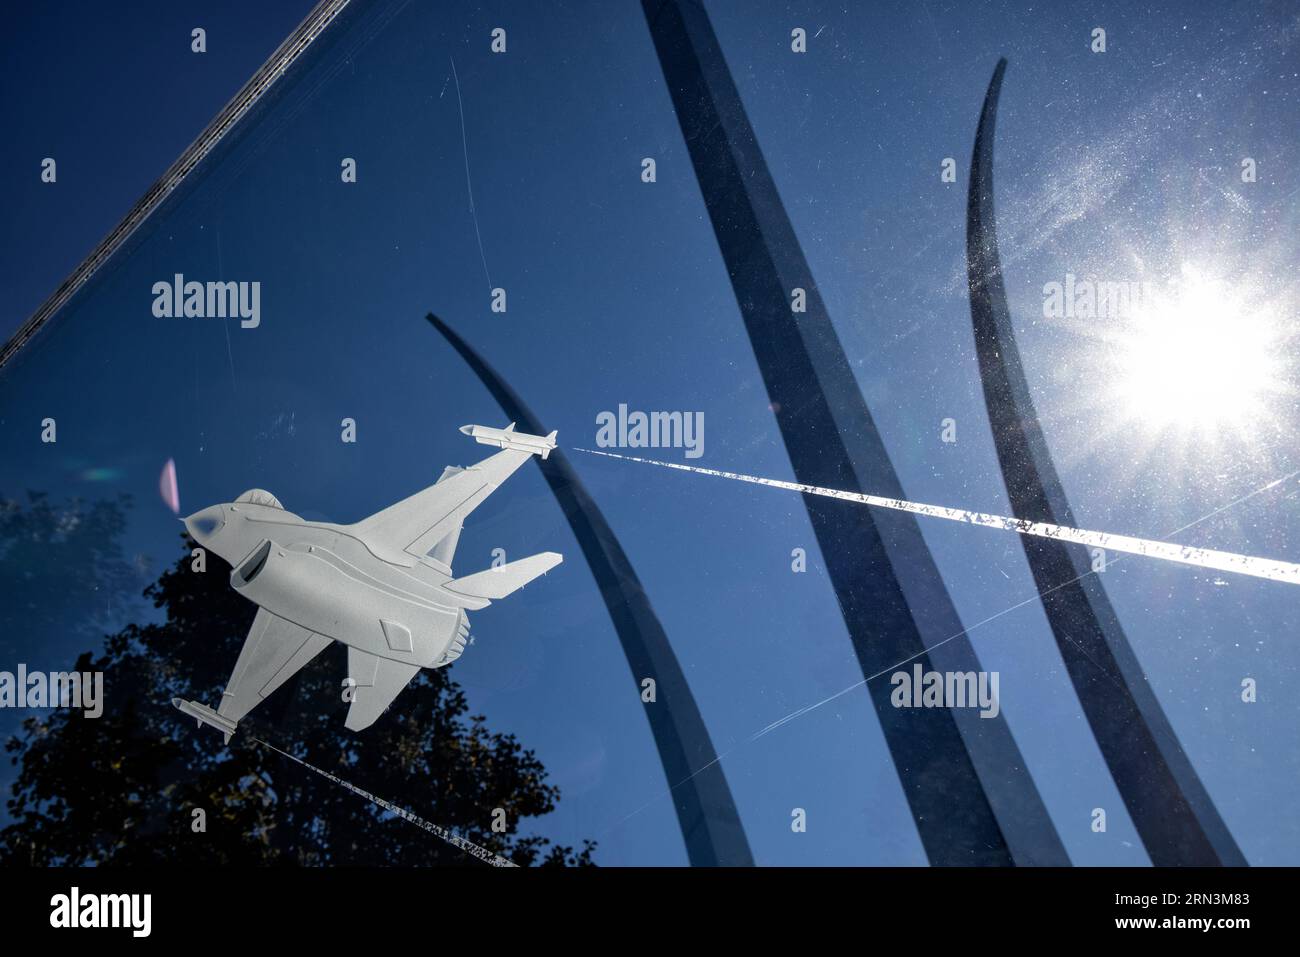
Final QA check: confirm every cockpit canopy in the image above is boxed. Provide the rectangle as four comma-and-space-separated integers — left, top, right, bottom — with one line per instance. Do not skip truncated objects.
234, 489, 284, 509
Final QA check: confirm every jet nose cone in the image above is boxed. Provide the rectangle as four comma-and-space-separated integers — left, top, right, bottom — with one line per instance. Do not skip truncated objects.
184, 506, 225, 542
459, 425, 475, 436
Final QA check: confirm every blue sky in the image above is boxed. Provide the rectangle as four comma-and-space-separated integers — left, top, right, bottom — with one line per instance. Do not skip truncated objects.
0, 0, 317, 344
1, 0, 1297, 865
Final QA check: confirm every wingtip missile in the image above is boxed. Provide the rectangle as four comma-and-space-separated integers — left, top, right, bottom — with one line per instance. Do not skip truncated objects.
459, 423, 558, 459
173, 697, 238, 743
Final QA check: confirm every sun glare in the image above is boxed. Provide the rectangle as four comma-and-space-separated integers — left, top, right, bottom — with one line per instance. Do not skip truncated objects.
1114, 268, 1283, 434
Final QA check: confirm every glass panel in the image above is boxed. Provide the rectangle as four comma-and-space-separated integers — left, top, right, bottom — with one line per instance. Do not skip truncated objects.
1, 0, 1294, 866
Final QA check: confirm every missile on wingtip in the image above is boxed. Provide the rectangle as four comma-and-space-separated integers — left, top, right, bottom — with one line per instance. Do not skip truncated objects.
172, 697, 239, 744
459, 422, 558, 459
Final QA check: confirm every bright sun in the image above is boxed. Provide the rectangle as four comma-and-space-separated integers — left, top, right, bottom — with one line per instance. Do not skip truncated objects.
1115, 268, 1283, 433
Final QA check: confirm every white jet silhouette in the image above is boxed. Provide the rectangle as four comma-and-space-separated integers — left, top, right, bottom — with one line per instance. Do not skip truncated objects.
173, 424, 561, 740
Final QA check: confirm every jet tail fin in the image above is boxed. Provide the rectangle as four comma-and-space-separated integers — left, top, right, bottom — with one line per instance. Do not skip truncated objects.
444, 552, 563, 609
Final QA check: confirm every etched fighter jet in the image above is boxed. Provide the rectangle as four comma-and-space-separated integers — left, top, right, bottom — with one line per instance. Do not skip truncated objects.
172, 424, 562, 741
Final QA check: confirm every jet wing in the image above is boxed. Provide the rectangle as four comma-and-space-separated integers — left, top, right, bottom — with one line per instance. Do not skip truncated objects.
174, 608, 332, 741
220, 608, 332, 723
345, 647, 421, 731
351, 447, 536, 565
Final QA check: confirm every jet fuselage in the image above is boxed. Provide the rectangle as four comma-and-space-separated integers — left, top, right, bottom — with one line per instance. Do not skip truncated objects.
187, 499, 469, 669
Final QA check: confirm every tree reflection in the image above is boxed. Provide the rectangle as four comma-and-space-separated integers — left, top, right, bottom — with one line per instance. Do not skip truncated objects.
0, 501, 595, 866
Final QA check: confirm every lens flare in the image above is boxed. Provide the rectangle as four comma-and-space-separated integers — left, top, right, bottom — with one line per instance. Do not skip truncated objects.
1114, 268, 1283, 434
159, 458, 180, 514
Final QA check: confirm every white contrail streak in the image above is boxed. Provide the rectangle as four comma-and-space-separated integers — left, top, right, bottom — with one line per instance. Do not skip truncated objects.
251, 736, 517, 867
574, 448, 1300, 586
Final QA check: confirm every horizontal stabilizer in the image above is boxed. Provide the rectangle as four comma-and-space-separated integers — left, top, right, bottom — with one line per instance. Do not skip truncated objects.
346, 648, 421, 731
444, 552, 563, 608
